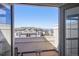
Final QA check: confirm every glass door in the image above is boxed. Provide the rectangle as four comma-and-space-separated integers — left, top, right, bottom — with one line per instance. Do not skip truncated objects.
65, 14, 79, 56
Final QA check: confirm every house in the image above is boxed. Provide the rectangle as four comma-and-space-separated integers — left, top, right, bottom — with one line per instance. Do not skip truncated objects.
15, 27, 53, 38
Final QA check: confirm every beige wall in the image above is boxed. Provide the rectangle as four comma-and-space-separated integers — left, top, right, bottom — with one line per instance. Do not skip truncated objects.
0, 24, 11, 55
53, 27, 58, 49
65, 7, 79, 18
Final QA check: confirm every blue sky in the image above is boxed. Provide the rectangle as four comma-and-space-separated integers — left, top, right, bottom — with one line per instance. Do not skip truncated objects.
14, 5, 58, 29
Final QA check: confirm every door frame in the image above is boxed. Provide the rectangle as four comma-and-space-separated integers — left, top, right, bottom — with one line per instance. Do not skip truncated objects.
10, 4, 14, 56
59, 3, 79, 56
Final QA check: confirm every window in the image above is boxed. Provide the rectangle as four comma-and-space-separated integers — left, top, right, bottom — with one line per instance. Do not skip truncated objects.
65, 13, 79, 56
0, 4, 11, 56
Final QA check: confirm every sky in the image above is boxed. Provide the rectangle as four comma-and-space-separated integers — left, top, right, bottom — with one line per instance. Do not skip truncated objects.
14, 5, 59, 29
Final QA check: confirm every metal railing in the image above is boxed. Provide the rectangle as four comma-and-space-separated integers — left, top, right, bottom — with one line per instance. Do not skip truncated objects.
15, 47, 59, 56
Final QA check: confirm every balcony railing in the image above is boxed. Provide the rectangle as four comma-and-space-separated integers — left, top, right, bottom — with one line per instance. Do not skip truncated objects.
15, 48, 59, 56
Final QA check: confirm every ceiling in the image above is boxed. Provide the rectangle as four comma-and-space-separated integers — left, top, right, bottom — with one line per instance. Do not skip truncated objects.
0, 4, 5, 9
18, 3, 65, 7
0, 3, 65, 8
0, 3, 66, 10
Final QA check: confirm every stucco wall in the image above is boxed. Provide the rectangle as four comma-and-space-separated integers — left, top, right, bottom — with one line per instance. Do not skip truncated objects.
0, 24, 11, 55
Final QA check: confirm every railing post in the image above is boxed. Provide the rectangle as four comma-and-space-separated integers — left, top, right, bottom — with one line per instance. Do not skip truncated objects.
15, 47, 18, 56
21, 52, 23, 56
